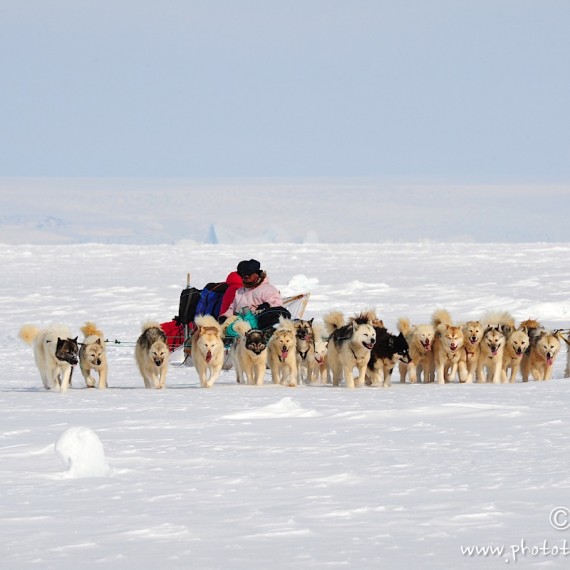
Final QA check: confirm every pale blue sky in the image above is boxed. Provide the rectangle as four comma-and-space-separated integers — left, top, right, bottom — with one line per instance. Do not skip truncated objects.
1, 1, 569, 182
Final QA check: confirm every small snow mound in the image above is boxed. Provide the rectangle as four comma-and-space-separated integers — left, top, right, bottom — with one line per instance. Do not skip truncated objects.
287, 274, 319, 291
223, 397, 320, 420
55, 427, 111, 478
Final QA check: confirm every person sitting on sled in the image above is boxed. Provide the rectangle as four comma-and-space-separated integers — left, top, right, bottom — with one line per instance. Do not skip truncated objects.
219, 259, 290, 332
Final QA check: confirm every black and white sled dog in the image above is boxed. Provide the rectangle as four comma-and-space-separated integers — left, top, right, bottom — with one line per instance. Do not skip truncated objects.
19, 324, 79, 393
230, 320, 270, 385
135, 322, 169, 389
366, 324, 411, 387
323, 311, 376, 388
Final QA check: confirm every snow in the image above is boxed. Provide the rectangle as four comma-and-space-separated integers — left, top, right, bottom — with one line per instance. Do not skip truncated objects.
2, 240, 570, 569
54, 426, 112, 479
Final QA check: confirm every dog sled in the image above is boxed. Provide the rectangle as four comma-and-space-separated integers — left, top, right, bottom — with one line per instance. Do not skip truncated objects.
166, 273, 310, 369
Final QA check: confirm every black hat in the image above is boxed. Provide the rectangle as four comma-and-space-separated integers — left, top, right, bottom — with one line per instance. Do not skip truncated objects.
237, 259, 261, 277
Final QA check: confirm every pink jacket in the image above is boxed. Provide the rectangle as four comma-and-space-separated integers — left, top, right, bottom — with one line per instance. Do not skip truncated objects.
221, 276, 283, 317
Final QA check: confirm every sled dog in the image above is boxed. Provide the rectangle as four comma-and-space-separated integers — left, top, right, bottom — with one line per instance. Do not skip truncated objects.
135, 322, 169, 389
562, 333, 570, 379
397, 318, 434, 383
432, 309, 464, 384
19, 324, 79, 393
192, 315, 225, 388
366, 325, 411, 387
268, 317, 298, 386
324, 311, 376, 388
312, 322, 330, 384
79, 322, 108, 389
477, 326, 506, 384
501, 326, 530, 383
294, 318, 316, 384
520, 319, 561, 381
231, 320, 269, 386
458, 320, 484, 383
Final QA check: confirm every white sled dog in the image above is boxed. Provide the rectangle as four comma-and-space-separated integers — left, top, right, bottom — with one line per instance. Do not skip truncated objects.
432, 309, 464, 384
397, 317, 434, 383
79, 322, 108, 389
267, 317, 298, 387
520, 319, 561, 381
19, 324, 79, 393
230, 320, 269, 386
312, 322, 330, 384
192, 315, 225, 388
324, 311, 376, 388
135, 322, 169, 389
562, 333, 570, 379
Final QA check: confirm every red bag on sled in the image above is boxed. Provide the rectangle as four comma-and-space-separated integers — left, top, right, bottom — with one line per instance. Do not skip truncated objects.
160, 319, 185, 351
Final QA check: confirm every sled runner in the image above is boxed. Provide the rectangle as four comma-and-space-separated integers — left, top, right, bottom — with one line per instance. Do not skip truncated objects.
167, 273, 310, 369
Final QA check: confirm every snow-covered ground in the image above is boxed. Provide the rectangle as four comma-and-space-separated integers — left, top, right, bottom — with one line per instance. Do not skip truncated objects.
2, 241, 570, 569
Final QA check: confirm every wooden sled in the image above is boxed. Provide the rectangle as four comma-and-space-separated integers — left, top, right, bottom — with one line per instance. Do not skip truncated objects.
170, 290, 311, 369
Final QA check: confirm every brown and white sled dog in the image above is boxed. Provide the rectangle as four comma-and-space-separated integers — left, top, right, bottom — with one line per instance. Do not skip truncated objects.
501, 326, 530, 383
397, 317, 434, 383
294, 318, 316, 384
520, 319, 561, 381
268, 317, 298, 386
432, 309, 464, 384
230, 319, 269, 386
79, 322, 108, 389
324, 311, 376, 388
458, 320, 484, 383
477, 326, 506, 384
135, 322, 169, 389
19, 324, 79, 393
192, 315, 225, 388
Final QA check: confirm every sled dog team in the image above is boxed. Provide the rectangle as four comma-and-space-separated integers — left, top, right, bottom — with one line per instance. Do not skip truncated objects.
19, 309, 570, 392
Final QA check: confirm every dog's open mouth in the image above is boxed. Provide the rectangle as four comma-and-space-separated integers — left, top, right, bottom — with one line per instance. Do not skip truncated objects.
279, 347, 289, 361
421, 340, 431, 351
450, 344, 458, 352
363, 341, 375, 350
315, 355, 324, 364
206, 350, 212, 363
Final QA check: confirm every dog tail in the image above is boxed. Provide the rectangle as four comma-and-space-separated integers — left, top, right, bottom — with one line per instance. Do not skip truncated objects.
397, 317, 412, 336
312, 321, 326, 340
481, 310, 516, 330
275, 316, 295, 332
194, 314, 222, 331
231, 319, 252, 337
431, 309, 453, 328
141, 321, 162, 333
323, 311, 345, 335
19, 324, 40, 345
81, 321, 104, 339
